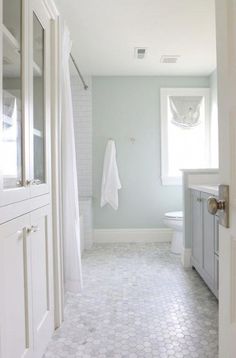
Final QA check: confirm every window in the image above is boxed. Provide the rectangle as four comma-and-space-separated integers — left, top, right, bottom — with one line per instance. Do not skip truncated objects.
161, 88, 211, 185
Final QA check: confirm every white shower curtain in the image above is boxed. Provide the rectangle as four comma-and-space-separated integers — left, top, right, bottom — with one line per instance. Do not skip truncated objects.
61, 26, 83, 292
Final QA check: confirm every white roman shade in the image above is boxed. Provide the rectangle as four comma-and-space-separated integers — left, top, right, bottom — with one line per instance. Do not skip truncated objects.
169, 96, 203, 128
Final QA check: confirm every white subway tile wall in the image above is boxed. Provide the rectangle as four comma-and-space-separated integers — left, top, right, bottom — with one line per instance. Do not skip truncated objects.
71, 76, 93, 250
71, 76, 92, 197
79, 198, 93, 250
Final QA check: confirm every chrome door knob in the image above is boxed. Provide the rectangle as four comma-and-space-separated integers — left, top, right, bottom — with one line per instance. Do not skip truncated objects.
207, 197, 225, 215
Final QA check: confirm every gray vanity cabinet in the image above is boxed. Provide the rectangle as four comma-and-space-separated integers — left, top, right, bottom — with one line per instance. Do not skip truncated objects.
202, 193, 215, 284
191, 190, 203, 267
190, 189, 219, 298
214, 217, 219, 293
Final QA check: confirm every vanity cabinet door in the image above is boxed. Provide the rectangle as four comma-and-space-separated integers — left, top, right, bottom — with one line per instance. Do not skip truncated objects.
202, 192, 215, 283
0, 206, 54, 358
0, 215, 33, 358
214, 254, 219, 296
214, 216, 219, 296
214, 216, 219, 256
191, 190, 203, 267
30, 205, 54, 358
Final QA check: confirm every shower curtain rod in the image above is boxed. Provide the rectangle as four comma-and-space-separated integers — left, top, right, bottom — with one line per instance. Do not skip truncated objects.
70, 53, 88, 90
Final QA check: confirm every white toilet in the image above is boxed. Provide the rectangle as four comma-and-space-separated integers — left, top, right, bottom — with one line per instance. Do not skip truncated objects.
164, 211, 183, 254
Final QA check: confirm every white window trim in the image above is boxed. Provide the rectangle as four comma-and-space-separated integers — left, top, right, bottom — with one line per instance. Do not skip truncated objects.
160, 88, 211, 186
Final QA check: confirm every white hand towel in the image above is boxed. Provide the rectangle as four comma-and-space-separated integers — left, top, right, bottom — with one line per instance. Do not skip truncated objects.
101, 140, 122, 210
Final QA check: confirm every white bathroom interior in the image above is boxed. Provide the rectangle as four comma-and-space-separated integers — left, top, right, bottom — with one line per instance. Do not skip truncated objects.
0, 0, 221, 356
66, 0, 218, 343
66, 0, 219, 275
54, 0, 220, 356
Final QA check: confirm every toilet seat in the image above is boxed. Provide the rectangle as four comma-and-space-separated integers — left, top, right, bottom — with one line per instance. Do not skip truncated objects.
164, 211, 183, 221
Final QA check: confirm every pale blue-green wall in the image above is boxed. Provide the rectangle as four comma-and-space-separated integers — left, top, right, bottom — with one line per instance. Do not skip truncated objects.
93, 76, 210, 229
210, 70, 219, 167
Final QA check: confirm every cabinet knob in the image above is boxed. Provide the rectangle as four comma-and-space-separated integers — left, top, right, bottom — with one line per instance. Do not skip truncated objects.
207, 197, 225, 215
27, 225, 40, 234
17, 230, 23, 238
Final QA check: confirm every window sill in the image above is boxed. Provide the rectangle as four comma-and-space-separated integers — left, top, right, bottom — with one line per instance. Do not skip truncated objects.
161, 176, 183, 186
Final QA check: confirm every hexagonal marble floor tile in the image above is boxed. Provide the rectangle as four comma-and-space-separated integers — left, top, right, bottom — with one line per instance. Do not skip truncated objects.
44, 243, 218, 358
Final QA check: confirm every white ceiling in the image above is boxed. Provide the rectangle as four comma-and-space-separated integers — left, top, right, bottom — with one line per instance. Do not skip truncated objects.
55, 0, 216, 76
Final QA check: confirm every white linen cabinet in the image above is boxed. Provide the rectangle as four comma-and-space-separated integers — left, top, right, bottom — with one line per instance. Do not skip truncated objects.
0, 0, 54, 357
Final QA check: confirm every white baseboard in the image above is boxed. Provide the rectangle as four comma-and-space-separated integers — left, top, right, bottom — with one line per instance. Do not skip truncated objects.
93, 228, 173, 244
181, 248, 192, 268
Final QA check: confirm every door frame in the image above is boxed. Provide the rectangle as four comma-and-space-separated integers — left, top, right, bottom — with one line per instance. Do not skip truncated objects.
43, 0, 64, 328
43, 0, 236, 350
215, 0, 236, 356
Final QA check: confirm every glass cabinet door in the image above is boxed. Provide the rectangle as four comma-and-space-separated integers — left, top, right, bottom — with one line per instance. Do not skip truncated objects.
33, 14, 45, 184
0, 0, 30, 206
2, 0, 22, 189
30, 1, 50, 197
0, 0, 51, 205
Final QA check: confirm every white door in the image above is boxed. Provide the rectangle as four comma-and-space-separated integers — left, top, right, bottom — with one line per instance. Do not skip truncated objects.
0, 215, 33, 358
30, 205, 54, 358
215, 0, 236, 356
28, 0, 51, 198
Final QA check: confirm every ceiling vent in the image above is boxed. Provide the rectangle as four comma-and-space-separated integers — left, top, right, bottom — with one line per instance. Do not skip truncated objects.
135, 47, 147, 59
160, 55, 180, 64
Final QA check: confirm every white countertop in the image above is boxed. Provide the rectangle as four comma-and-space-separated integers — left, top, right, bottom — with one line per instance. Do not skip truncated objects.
189, 184, 219, 196
181, 168, 219, 174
